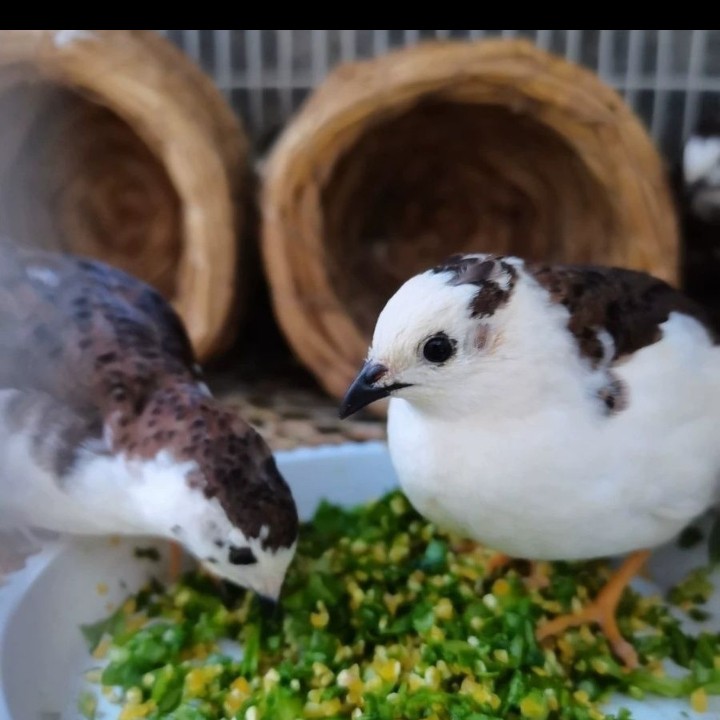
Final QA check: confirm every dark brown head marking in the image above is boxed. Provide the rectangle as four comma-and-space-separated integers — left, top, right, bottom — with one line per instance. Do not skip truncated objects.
432, 254, 518, 318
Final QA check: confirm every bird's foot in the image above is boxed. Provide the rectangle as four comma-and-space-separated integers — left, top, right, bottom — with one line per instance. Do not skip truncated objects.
484, 554, 549, 589
484, 552, 511, 576
452, 538, 481, 554
536, 599, 639, 668
536, 549, 651, 669
523, 560, 551, 591
168, 540, 184, 582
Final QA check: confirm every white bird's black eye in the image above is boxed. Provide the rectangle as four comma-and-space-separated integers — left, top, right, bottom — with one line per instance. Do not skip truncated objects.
228, 546, 257, 565
422, 333, 456, 364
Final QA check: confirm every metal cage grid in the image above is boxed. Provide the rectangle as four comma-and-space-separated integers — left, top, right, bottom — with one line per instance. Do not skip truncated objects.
157, 30, 720, 161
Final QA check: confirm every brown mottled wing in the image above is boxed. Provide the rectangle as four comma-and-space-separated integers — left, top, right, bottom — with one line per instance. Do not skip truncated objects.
529, 263, 718, 366
0, 239, 198, 416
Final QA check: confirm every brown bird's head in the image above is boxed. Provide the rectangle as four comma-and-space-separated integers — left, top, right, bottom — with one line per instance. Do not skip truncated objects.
101, 378, 299, 602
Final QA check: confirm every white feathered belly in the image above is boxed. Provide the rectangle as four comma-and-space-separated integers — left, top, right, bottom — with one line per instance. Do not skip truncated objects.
388, 327, 720, 561
389, 417, 717, 560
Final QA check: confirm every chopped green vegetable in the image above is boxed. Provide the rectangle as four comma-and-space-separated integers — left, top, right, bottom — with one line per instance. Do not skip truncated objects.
82, 491, 720, 720
81, 606, 127, 653
668, 567, 714, 607
77, 689, 97, 719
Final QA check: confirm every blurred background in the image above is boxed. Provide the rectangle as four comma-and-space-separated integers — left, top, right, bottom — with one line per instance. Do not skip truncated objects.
157, 30, 720, 162
1, 29, 719, 451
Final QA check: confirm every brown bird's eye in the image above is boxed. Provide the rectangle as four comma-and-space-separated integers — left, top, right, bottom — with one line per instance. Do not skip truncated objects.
422, 333, 456, 364
228, 546, 257, 565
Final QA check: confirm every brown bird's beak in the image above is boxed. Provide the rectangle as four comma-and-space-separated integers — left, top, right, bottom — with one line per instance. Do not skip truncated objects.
339, 362, 411, 419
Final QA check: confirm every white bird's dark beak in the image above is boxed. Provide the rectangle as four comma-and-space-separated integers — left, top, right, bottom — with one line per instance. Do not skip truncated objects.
339, 362, 411, 419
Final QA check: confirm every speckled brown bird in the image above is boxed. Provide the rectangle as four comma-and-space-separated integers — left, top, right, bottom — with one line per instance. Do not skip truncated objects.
0, 238, 298, 601
341, 252, 720, 667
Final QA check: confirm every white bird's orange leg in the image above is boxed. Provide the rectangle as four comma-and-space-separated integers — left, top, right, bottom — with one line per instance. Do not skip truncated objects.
484, 552, 512, 576
536, 549, 651, 669
168, 541, 183, 582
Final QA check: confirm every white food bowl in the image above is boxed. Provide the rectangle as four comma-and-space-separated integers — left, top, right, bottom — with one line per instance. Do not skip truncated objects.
0, 442, 717, 719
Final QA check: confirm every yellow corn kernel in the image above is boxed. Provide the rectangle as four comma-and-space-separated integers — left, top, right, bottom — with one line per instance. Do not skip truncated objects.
691, 688, 708, 713
346, 581, 365, 609
460, 677, 493, 705
383, 593, 403, 616
374, 659, 401, 683
470, 616, 483, 631
263, 667, 281, 690
364, 675, 383, 692
573, 690, 590, 706
389, 543, 409, 563
348, 678, 365, 705
334, 645, 353, 662
429, 626, 446, 642
125, 614, 149, 633
650, 663, 666, 679
92, 637, 112, 660
338, 666, 364, 704
350, 539, 368, 554
96, 582, 109, 596
185, 666, 221, 696
590, 658, 610, 674
84, 668, 102, 684
434, 598, 454, 620
122, 598, 137, 615
119, 700, 156, 720
304, 698, 344, 718
224, 689, 247, 716
125, 687, 143, 705
492, 578, 511, 597
519, 694, 548, 720
493, 649, 509, 664
453, 564, 481, 581
390, 495, 407, 514
231, 676, 251, 695
482, 594, 499, 611
310, 601, 330, 629
556, 638, 575, 660
424, 667, 441, 690
408, 673, 425, 691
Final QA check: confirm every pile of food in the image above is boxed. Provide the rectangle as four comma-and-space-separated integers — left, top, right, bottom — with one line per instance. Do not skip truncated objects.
80, 491, 720, 720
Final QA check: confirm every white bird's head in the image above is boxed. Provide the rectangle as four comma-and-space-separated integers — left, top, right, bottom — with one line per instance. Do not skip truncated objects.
339, 254, 523, 419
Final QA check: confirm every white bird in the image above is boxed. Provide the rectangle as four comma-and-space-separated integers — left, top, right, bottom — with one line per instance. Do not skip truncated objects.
0, 238, 298, 602
340, 253, 720, 667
